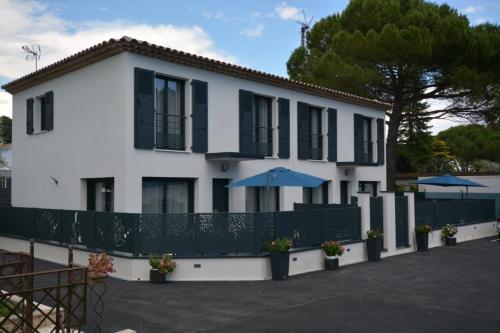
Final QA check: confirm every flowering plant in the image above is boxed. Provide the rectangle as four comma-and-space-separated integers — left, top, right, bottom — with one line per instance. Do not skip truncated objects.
88, 253, 114, 278
321, 241, 344, 257
159, 254, 177, 274
415, 224, 432, 234
366, 229, 384, 239
264, 238, 293, 253
441, 224, 457, 239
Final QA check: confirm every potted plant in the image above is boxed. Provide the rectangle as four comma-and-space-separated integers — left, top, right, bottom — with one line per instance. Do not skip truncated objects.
415, 224, 432, 251
159, 254, 177, 280
442, 224, 458, 246
365, 230, 383, 262
87, 253, 115, 280
149, 254, 164, 283
265, 238, 292, 280
321, 240, 344, 270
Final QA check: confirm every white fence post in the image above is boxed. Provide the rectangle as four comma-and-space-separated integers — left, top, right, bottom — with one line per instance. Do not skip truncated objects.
404, 192, 416, 250
357, 192, 371, 239
380, 192, 396, 253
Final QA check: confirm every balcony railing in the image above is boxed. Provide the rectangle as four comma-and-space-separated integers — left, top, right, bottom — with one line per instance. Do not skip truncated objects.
155, 113, 186, 150
309, 134, 323, 160
254, 126, 273, 156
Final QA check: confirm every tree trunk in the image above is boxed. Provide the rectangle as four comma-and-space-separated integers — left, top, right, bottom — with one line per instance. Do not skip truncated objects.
386, 106, 403, 192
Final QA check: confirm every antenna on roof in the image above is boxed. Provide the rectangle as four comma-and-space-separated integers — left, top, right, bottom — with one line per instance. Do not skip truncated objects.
22, 44, 42, 71
296, 10, 314, 48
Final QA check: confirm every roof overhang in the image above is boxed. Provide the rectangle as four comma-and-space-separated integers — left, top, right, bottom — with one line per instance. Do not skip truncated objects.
205, 152, 265, 162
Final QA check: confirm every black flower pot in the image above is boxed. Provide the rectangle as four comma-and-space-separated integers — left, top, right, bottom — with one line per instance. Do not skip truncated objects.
149, 269, 165, 283
416, 232, 429, 251
445, 237, 457, 246
366, 238, 382, 262
270, 252, 290, 280
324, 258, 339, 270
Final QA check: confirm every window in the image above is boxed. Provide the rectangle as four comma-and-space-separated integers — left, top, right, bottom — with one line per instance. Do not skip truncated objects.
362, 117, 373, 162
303, 182, 329, 204
155, 77, 185, 150
253, 95, 273, 156
27, 91, 53, 134
245, 187, 279, 212
142, 178, 194, 213
309, 107, 323, 160
87, 178, 114, 212
358, 181, 378, 197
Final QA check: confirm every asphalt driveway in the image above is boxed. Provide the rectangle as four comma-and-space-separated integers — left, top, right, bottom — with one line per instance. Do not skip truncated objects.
35, 237, 500, 333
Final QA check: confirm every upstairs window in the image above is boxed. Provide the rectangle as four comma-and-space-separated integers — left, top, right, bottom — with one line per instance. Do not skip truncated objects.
26, 91, 53, 135
362, 117, 373, 163
354, 114, 375, 164
155, 77, 185, 150
309, 107, 323, 160
253, 95, 273, 156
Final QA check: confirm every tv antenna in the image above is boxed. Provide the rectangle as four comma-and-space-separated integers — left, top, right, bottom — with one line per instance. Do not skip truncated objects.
22, 44, 42, 71
296, 10, 314, 48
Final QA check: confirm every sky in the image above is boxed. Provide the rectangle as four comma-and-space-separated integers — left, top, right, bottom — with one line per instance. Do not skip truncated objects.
0, 0, 499, 133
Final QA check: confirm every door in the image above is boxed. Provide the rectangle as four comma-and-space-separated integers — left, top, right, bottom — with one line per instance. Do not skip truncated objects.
340, 181, 349, 205
395, 196, 409, 247
213, 179, 229, 212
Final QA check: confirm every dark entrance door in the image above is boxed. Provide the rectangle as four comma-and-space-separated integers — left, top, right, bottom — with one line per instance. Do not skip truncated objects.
213, 179, 229, 212
340, 181, 349, 204
395, 196, 409, 247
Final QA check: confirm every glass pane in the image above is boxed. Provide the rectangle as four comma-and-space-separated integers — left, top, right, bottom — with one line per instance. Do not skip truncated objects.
155, 78, 166, 148
142, 181, 165, 214
94, 181, 114, 212
259, 188, 277, 212
312, 187, 323, 203
166, 182, 189, 213
303, 188, 311, 204
245, 187, 256, 212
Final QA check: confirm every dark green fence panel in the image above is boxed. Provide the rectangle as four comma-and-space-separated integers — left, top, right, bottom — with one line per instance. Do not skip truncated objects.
255, 213, 276, 253
276, 210, 323, 247
323, 207, 361, 242
11, 207, 35, 239
0, 206, 12, 235
59, 210, 96, 248
34, 209, 63, 243
415, 202, 436, 228
198, 213, 256, 255
93, 212, 137, 253
370, 197, 383, 232
395, 196, 409, 247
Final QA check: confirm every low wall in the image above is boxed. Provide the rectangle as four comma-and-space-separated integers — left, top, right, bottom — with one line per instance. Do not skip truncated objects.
0, 221, 496, 281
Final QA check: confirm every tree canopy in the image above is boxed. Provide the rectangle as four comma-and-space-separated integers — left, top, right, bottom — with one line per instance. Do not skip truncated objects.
287, 0, 500, 189
0, 116, 12, 144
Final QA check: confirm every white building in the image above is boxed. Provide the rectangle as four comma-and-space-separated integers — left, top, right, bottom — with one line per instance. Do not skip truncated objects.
2, 37, 389, 214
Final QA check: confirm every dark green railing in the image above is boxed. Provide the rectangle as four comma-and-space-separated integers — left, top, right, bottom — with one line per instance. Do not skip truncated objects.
0, 206, 362, 257
415, 199, 496, 229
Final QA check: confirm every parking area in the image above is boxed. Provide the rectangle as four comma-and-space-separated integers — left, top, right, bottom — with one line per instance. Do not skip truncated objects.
35, 237, 500, 333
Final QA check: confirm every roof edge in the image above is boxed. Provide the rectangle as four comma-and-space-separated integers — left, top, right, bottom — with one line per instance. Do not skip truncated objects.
2, 36, 391, 111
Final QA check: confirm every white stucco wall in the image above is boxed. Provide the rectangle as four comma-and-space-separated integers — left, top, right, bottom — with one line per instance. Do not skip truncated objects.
11, 51, 387, 213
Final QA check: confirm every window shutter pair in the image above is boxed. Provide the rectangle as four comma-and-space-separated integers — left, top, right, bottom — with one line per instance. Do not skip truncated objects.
297, 101, 310, 160
376, 118, 385, 165
327, 108, 337, 162
134, 68, 209, 152
25, 91, 54, 135
353, 114, 364, 163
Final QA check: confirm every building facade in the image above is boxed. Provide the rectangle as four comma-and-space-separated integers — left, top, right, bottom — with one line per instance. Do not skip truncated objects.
2, 37, 389, 214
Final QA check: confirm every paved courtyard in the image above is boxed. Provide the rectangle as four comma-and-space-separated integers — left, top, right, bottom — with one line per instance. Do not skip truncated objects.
36, 237, 500, 333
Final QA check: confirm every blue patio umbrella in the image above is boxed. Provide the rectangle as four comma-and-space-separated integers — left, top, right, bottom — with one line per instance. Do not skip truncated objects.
415, 174, 487, 198
227, 167, 326, 188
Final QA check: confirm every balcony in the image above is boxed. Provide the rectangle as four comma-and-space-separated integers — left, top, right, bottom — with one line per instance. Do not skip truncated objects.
155, 113, 186, 150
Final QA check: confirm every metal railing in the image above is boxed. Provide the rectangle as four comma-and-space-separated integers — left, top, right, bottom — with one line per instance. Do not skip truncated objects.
0, 206, 363, 257
254, 126, 273, 156
362, 140, 374, 163
155, 113, 186, 150
309, 134, 323, 160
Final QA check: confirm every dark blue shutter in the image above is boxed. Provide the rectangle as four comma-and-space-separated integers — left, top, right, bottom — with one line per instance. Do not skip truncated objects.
44, 91, 54, 131
297, 101, 310, 160
377, 118, 385, 165
26, 98, 34, 135
134, 67, 155, 149
327, 108, 337, 162
354, 114, 364, 163
278, 98, 290, 158
191, 80, 208, 153
239, 90, 254, 154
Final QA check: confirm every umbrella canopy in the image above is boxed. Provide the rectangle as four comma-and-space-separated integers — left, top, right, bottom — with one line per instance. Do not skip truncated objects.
227, 167, 326, 188
415, 174, 487, 187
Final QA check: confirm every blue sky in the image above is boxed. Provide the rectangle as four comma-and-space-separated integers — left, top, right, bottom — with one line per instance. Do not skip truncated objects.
1, 0, 499, 131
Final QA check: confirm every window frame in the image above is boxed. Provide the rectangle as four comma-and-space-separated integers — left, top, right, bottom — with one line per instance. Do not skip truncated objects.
252, 94, 273, 156
154, 75, 186, 151
308, 106, 323, 160
86, 178, 114, 212
142, 177, 194, 214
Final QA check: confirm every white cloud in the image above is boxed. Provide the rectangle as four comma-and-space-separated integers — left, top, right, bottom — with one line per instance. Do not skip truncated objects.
240, 24, 265, 38
0, 0, 237, 81
201, 10, 228, 22
426, 97, 467, 134
473, 17, 491, 25
0, 91, 12, 118
274, 2, 302, 21
461, 5, 482, 14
